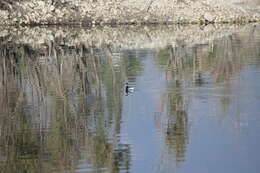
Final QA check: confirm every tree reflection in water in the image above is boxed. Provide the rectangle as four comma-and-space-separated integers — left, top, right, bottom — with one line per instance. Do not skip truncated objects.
0, 40, 140, 173
154, 24, 260, 169
0, 24, 260, 173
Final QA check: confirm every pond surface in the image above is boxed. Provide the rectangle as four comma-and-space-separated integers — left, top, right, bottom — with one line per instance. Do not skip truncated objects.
0, 24, 260, 173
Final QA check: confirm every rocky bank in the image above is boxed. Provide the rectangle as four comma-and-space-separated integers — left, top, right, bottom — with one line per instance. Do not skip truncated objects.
0, 0, 260, 25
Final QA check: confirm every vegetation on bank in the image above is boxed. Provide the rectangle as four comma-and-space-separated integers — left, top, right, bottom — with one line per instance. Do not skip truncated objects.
0, 0, 260, 25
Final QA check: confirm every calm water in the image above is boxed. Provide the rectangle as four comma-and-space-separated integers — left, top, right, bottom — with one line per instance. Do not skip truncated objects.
0, 24, 260, 173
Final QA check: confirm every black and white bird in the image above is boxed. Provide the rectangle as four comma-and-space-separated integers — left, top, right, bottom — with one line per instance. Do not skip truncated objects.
125, 83, 134, 95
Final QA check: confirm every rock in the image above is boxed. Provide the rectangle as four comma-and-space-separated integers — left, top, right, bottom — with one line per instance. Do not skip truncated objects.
204, 12, 215, 22
50, 5, 55, 11
0, 10, 8, 19
37, 1, 45, 7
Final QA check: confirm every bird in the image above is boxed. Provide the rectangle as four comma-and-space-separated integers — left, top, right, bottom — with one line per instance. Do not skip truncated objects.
125, 82, 134, 95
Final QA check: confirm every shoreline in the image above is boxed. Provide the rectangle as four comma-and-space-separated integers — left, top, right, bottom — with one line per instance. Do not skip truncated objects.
1, 19, 260, 27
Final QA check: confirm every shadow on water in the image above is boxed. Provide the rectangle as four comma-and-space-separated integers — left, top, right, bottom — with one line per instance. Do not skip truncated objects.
0, 24, 260, 173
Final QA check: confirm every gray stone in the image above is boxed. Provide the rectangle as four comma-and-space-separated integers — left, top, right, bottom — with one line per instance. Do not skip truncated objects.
204, 12, 215, 22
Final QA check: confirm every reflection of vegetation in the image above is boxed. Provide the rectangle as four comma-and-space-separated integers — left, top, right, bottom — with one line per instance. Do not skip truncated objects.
0, 39, 144, 172
156, 45, 189, 166
155, 25, 260, 166
122, 50, 144, 82
156, 27, 260, 84
154, 25, 260, 91
1, 24, 260, 172
163, 88, 188, 164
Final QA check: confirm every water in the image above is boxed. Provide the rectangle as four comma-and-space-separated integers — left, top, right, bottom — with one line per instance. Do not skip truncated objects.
0, 24, 260, 173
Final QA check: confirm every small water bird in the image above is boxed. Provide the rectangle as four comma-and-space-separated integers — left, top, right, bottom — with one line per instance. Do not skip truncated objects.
125, 83, 134, 95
